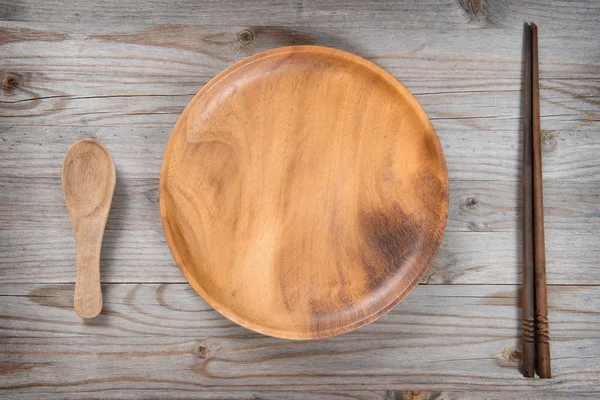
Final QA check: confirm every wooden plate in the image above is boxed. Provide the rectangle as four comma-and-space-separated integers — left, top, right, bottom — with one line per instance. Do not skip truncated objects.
160, 46, 448, 339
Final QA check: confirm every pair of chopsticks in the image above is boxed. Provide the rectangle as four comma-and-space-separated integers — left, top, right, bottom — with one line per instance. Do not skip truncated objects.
522, 22, 551, 379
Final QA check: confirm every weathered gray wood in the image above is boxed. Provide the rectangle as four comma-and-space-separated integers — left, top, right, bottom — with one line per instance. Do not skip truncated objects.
1, 1, 599, 398
2, 22, 599, 186
2, 22, 598, 181
2, 0, 600, 30
2, 72, 597, 135
386, 392, 598, 400
1, 125, 599, 182
0, 223, 598, 284
0, 388, 394, 400
1, 284, 599, 397
1, 175, 598, 285
1, 23, 598, 128
449, 180, 600, 232
3, 178, 599, 233
1, 71, 597, 126
1, 21, 598, 76
0, 389, 386, 400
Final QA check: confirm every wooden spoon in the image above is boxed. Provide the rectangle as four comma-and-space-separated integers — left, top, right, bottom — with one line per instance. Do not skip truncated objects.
62, 138, 115, 318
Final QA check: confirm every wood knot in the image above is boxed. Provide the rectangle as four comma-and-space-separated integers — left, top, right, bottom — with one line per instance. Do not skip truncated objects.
506, 346, 522, 363
194, 342, 216, 359
238, 29, 254, 45
468, 221, 488, 232
461, 197, 477, 210
493, 345, 522, 367
195, 344, 208, 358
388, 391, 441, 400
459, 0, 485, 21
542, 131, 557, 152
248, 26, 315, 46
2, 73, 21, 94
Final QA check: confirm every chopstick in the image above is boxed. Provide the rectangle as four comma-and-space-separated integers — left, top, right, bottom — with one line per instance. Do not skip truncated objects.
530, 22, 551, 379
521, 22, 536, 379
522, 22, 551, 379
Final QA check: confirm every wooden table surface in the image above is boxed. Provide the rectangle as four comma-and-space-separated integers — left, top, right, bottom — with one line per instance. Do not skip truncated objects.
1, 1, 599, 398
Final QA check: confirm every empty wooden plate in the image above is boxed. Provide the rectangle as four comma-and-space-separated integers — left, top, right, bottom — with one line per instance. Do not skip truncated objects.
160, 46, 448, 339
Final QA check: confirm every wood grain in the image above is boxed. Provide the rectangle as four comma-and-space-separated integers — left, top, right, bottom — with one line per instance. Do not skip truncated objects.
1, 22, 599, 77
522, 22, 535, 377
2, 74, 598, 132
1, 0, 599, 396
0, 177, 597, 287
1, 23, 598, 128
3, 178, 600, 233
2, 124, 599, 182
530, 23, 551, 379
0, 25, 67, 45
2, 0, 600, 29
1, 227, 599, 285
386, 393, 600, 400
62, 138, 115, 317
159, 46, 448, 339
1, 283, 599, 397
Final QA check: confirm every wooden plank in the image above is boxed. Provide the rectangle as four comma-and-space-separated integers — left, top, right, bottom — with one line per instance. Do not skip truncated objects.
0, 389, 590, 400
449, 180, 600, 232
2, 24, 598, 181
0, 2, 598, 398
0, 389, 385, 400
2, 177, 599, 234
2, 0, 599, 30
2, 71, 598, 132
1, 22, 598, 78
2, 24, 598, 183
0, 223, 598, 285
386, 392, 598, 400
1, 124, 599, 182
1, 23, 598, 129
1, 70, 597, 119
1, 176, 598, 286
0, 284, 599, 396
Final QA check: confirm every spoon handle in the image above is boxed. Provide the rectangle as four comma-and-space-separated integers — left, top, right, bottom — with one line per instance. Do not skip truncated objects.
73, 219, 104, 318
